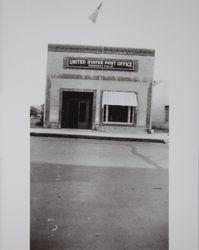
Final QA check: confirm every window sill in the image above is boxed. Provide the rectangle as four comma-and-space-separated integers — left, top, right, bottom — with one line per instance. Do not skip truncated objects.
102, 122, 134, 126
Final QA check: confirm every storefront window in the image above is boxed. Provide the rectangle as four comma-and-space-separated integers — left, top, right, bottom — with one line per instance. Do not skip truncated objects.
108, 105, 128, 122
103, 105, 135, 124
103, 105, 107, 122
130, 106, 133, 123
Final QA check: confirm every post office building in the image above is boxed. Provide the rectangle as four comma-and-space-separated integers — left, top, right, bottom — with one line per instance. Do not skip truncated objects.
44, 44, 155, 133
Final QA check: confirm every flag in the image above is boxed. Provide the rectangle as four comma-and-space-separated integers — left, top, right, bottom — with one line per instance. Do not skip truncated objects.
88, 2, 103, 23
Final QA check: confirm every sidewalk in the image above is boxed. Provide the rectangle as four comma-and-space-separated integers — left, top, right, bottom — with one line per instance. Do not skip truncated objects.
30, 128, 169, 143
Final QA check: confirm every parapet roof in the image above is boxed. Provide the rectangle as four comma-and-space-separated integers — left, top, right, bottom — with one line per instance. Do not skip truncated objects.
48, 44, 155, 57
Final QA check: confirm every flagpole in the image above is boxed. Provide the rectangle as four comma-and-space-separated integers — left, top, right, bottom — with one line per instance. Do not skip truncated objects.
88, 2, 104, 129
96, 43, 103, 129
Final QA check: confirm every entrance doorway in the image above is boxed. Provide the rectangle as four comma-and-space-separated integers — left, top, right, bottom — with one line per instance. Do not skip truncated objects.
61, 91, 93, 129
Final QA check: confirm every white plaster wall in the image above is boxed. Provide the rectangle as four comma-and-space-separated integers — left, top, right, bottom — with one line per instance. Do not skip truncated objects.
151, 81, 169, 126
49, 78, 149, 127
47, 51, 154, 81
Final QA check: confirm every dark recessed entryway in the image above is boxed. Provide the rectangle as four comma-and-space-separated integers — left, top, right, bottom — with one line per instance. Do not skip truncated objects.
61, 91, 93, 129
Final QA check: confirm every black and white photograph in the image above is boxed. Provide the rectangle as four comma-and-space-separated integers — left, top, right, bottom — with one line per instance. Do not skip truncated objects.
29, 2, 170, 249
30, 43, 169, 250
0, 0, 198, 250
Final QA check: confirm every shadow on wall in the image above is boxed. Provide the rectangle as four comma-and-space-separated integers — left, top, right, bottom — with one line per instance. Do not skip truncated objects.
152, 82, 169, 132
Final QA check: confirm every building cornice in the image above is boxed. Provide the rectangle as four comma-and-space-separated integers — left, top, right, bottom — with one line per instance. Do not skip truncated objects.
49, 74, 152, 83
48, 44, 155, 57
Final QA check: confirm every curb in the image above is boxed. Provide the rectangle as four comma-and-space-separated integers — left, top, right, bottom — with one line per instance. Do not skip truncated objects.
30, 132, 166, 144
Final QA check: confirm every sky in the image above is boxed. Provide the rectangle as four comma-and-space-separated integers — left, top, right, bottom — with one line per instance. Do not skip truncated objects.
26, 0, 183, 105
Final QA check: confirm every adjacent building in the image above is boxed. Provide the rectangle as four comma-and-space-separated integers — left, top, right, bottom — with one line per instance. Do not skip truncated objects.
44, 44, 155, 133
152, 81, 169, 131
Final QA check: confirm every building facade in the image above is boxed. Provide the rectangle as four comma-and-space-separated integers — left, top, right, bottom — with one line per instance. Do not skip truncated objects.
44, 44, 155, 133
152, 81, 169, 131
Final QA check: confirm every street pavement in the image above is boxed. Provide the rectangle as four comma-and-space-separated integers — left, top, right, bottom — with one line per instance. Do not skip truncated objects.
31, 137, 168, 250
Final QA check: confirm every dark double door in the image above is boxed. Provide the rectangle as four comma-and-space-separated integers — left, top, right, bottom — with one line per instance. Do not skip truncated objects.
61, 92, 93, 129
66, 100, 89, 129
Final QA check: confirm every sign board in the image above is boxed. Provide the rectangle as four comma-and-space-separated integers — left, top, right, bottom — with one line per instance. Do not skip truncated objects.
63, 57, 136, 71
